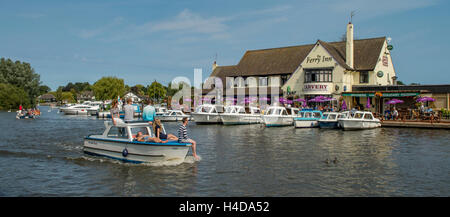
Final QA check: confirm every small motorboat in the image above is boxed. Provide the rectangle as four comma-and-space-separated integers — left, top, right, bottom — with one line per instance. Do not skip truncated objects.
158, 110, 191, 122
191, 104, 224, 124
155, 107, 169, 117
294, 109, 323, 128
83, 121, 192, 164
318, 112, 340, 129
220, 106, 262, 125
262, 106, 296, 127
338, 111, 381, 130
16, 111, 36, 119
60, 102, 100, 115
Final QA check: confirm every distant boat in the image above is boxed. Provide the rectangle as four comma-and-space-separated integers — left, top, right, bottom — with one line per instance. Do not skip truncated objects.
158, 110, 192, 122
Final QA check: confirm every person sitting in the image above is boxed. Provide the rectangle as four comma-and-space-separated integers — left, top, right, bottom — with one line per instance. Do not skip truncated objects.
153, 119, 178, 141
135, 131, 168, 143
178, 117, 199, 160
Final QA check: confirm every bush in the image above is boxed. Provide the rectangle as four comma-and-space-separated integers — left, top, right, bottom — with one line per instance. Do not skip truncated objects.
0, 83, 30, 109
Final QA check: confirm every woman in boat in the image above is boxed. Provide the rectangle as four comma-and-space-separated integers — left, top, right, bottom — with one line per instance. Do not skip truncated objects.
110, 99, 124, 125
135, 131, 168, 143
153, 119, 178, 141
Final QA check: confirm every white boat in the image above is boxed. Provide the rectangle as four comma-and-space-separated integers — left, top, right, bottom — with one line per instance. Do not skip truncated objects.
220, 106, 262, 125
158, 110, 192, 122
191, 104, 224, 124
318, 112, 340, 129
83, 121, 192, 163
294, 110, 323, 128
338, 111, 381, 130
155, 107, 169, 117
262, 106, 296, 127
60, 104, 99, 115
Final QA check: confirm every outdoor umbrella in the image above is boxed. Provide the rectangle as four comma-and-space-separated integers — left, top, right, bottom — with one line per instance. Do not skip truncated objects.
386, 98, 404, 104
341, 99, 348, 110
416, 97, 435, 102
366, 97, 371, 108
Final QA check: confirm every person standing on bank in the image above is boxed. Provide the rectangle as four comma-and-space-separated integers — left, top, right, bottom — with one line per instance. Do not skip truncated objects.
142, 99, 156, 125
178, 117, 199, 160
123, 98, 134, 122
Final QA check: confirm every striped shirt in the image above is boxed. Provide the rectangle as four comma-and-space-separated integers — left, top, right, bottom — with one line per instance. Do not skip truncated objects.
178, 124, 188, 141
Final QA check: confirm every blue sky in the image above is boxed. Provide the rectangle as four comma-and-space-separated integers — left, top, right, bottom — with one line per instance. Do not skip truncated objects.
1, 0, 449, 90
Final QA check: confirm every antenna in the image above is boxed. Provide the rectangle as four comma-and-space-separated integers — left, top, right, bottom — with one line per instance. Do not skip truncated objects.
214, 53, 218, 63
350, 10, 356, 23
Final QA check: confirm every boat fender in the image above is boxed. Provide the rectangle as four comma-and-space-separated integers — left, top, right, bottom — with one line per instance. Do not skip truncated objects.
122, 148, 128, 157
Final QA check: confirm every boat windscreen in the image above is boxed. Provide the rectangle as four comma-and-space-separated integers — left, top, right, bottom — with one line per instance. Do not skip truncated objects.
313, 112, 322, 118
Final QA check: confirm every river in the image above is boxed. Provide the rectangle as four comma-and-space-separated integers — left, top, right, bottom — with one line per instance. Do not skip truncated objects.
0, 106, 449, 196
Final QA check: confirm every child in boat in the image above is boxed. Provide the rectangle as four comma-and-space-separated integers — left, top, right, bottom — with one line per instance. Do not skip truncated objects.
135, 131, 168, 143
153, 119, 178, 141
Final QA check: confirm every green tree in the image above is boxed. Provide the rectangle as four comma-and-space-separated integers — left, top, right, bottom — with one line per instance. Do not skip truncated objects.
147, 80, 167, 103
0, 58, 41, 106
0, 83, 30, 109
61, 92, 75, 103
92, 76, 125, 100
39, 85, 51, 96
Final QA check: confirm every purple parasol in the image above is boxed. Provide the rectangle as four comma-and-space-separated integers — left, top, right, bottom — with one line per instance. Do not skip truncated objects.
341, 99, 348, 110
416, 97, 435, 102
386, 98, 404, 104
366, 97, 371, 108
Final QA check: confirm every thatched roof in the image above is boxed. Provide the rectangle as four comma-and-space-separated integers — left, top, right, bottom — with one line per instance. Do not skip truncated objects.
210, 37, 386, 79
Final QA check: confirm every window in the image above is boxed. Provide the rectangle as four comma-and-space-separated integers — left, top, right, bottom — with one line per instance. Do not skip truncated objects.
360, 71, 369, 83
304, 69, 333, 83
281, 74, 290, 86
364, 114, 373, 120
108, 127, 129, 139
130, 127, 150, 138
234, 77, 245, 87
259, 77, 268, 86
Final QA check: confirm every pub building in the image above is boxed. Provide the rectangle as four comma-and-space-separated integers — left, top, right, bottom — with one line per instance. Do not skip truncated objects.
204, 22, 397, 108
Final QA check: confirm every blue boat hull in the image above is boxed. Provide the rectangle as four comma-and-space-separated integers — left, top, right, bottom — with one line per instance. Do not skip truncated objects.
319, 121, 339, 129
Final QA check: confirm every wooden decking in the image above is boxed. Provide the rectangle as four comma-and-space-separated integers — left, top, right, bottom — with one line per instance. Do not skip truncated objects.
381, 120, 450, 129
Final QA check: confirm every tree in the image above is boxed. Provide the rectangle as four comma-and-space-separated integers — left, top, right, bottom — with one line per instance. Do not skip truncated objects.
61, 92, 75, 103
39, 85, 51, 96
92, 76, 125, 100
131, 84, 146, 95
147, 80, 167, 103
396, 80, 405, 85
0, 83, 30, 109
0, 58, 41, 106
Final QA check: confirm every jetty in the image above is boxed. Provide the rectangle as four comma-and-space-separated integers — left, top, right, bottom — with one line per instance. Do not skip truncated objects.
381, 120, 450, 129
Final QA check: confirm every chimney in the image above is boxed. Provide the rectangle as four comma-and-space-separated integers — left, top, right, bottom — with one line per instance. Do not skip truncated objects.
346, 22, 354, 69
212, 61, 218, 71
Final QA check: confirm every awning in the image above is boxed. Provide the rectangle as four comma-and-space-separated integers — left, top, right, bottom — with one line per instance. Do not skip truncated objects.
342, 92, 420, 97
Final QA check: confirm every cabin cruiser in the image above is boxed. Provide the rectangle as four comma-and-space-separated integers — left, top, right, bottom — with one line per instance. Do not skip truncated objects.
318, 112, 340, 129
262, 106, 297, 127
191, 104, 224, 124
97, 104, 142, 118
59, 101, 100, 115
220, 106, 262, 125
338, 111, 381, 130
158, 110, 191, 122
155, 107, 169, 117
294, 109, 323, 128
83, 121, 192, 163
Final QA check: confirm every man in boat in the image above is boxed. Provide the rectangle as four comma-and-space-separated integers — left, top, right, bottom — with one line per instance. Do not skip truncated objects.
142, 99, 156, 125
123, 98, 135, 122
178, 117, 199, 160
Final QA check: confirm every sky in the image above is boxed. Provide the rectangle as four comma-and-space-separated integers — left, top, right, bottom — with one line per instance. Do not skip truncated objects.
1, 0, 449, 90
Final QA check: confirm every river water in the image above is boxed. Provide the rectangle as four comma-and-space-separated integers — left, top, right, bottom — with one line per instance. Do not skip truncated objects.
0, 106, 449, 196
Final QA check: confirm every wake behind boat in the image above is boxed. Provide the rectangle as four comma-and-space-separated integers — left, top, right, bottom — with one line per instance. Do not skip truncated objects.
83, 121, 192, 164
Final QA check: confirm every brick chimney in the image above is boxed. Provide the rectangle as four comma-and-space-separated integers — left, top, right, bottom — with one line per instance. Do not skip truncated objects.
346, 22, 354, 69
212, 61, 218, 71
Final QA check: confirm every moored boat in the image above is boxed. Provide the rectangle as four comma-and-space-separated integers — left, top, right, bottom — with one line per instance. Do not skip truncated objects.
191, 104, 224, 124
338, 111, 381, 130
262, 106, 296, 127
220, 106, 262, 125
83, 121, 192, 163
158, 110, 191, 122
294, 109, 323, 128
318, 112, 339, 129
